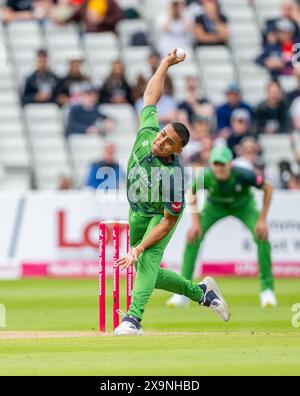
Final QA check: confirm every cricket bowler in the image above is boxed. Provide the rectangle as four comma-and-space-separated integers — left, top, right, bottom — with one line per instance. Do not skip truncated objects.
167, 145, 276, 309
115, 50, 231, 336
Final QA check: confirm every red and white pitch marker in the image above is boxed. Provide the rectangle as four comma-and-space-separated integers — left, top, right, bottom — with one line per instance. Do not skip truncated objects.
99, 221, 133, 333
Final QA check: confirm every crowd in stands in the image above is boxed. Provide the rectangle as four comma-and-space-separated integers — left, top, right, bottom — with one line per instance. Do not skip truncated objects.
1, 0, 300, 191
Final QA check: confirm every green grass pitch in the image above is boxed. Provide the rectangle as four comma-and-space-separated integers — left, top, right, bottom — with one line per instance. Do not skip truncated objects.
0, 277, 299, 376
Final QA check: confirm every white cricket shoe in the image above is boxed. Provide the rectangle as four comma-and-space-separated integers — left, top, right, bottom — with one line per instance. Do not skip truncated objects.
260, 290, 277, 308
114, 316, 143, 336
166, 294, 190, 308
199, 277, 231, 322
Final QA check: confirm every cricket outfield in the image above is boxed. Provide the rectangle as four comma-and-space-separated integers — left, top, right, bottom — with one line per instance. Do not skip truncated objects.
0, 278, 299, 376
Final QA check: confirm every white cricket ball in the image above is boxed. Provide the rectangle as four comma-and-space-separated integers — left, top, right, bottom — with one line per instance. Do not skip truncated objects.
176, 48, 186, 59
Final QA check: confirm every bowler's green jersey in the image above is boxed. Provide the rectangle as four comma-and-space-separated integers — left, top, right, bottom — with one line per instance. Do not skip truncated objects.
192, 166, 265, 210
127, 106, 185, 217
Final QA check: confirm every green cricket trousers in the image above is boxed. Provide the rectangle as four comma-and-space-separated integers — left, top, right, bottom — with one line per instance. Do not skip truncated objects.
182, 200, 274, 291
127, 209, 202, 320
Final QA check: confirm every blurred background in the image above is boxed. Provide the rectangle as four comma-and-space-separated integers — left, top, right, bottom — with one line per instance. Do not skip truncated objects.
0, 0, 300, 279
1, 0, 300, 190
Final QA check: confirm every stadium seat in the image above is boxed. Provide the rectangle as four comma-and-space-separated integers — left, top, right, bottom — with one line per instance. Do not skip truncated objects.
0, 106, 21, 121
35, 166, 72, 190
44, 21, 79, 35
260, 135, 296, 164
0, 121, 24, 138
116, 19, 149, 47
6, 21, 43, 49
230, 23, 262, 46
254, 0, 282, 27
196, 46, 232, 64
24, 104, 62, 122
99, 104, 137, 135
278, 76, 299, 93
0, 172, 31, 190
83, 33, 119, 51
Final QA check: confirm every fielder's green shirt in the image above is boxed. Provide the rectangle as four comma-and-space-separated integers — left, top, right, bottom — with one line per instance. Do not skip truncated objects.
127, 106, 185, 217
192, 166, 265, 210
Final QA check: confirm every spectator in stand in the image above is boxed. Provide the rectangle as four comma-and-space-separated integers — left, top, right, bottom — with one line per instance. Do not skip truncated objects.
50, 0, 82, 25
227, 109, 253, 157
22, 49, 59, 106
189, 135, 214, 167
233, 137, 262, 172
256, 18, 296, 78
66, 83, 114, 137
177, 76, 214, 125
216, 82, 253, 132
57, 174, 73, 190
100, 60, 132, 105
182, 114, 212, 163
255, 81, 290, 135
193, 0, 229, 46
65, 0, 123, 33
56, 51, 90, 107
86, 142, 125, 190
287, 174, 300, 189
1, 0, 53, 22
156, 0, 193, 57
264, 0, 300, 42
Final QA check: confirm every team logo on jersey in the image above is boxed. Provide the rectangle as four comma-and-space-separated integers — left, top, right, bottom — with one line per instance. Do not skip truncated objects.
171, 202, 182, 213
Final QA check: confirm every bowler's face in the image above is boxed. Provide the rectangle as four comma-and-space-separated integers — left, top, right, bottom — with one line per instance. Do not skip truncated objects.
152, 124, 182, 158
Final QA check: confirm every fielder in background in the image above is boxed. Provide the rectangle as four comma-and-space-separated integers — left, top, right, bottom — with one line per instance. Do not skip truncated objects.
167, 146, 276, 309
115, 49, 231, 336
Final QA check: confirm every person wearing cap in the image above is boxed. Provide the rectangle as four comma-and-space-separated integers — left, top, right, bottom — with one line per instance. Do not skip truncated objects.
65, 82, 114, 137
216, 83, 253, 131
167, 145, 276, 309
256, 18, 296, 78
264, 0, 300, 43
227, 108, 253, 156
56, 51, 90, 107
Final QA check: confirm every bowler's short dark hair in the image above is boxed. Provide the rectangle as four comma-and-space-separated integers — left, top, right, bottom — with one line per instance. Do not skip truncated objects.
171, 122, 190, 147
37, 49, 48, 58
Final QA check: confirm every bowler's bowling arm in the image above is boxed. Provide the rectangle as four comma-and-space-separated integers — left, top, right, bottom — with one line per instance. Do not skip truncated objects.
143, 49, 185, 107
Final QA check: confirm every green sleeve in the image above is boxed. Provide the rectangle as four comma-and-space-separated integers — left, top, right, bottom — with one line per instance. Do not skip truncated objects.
192, 168, 209, 194
237, 167, 265, 189
139, 106, 160, 134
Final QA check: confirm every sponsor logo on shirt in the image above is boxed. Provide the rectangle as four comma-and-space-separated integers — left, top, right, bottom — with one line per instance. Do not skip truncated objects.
171, 202, 182, 213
